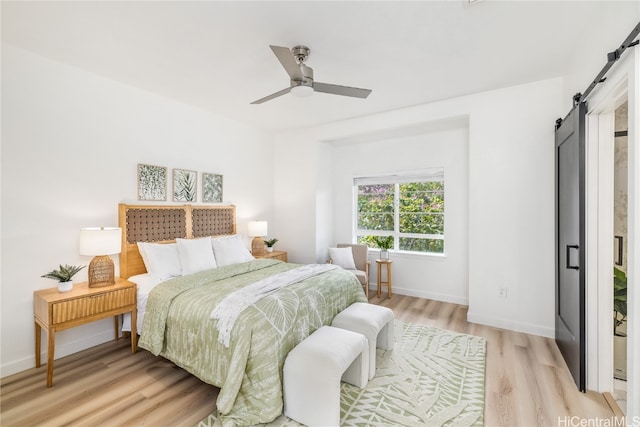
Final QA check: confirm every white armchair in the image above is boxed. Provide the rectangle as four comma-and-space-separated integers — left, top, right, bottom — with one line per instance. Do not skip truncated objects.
329, 243, 370, 298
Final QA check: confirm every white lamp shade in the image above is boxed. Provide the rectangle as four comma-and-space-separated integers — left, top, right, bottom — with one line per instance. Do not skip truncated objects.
291, 85, 314, 98
247, 221, 268, 237
79, 227, 122, 256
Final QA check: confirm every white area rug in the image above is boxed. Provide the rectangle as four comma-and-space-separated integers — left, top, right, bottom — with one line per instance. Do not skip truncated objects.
198, 321, 486, 426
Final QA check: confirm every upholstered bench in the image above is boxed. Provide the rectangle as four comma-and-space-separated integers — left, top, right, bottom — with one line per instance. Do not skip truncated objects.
332, 302, 394, 379
283, 326, 369, 427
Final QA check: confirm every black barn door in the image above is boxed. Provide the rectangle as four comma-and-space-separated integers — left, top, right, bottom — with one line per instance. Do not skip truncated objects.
555, 102, 586, 392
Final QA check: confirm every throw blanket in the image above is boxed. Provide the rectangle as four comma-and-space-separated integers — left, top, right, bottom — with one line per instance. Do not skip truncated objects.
211, 264, 338, 347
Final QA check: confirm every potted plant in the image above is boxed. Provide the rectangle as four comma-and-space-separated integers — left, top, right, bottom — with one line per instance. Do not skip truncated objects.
264, 238, 278, 253
613, 267, 627, 337
614, 266, 628, 379
372, 236, 393, 260
42, 264, 85, 293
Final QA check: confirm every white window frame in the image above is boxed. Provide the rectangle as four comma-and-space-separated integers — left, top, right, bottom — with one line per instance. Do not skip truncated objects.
353, 169, 445, 255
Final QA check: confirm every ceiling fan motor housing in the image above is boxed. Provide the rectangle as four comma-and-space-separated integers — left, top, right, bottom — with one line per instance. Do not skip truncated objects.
291, 45, 310, 63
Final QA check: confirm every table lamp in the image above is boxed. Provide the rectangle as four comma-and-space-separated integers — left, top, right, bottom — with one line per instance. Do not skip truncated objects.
79, 227, 122, 287
247, 221, 268, 256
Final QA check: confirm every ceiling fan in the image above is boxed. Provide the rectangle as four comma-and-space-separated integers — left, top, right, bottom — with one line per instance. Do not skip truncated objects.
251, 45, 372, 104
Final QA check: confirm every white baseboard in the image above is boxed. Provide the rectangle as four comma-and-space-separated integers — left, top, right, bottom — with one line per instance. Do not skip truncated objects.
467, 310, 555, 338
367, 285, 469, 306
1, 330, 114, 378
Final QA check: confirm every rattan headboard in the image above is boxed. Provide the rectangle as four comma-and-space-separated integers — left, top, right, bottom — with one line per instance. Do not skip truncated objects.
118, 203, 236, 278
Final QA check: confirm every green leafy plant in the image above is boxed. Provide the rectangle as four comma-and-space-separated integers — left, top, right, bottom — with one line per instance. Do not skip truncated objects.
264, 238, 278, 248
614, 267, 627, 337
371, 236, 393, 250
41, 264, 85, 282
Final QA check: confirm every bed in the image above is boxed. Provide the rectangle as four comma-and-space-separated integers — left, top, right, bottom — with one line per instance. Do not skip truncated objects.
117, 203, 366, 426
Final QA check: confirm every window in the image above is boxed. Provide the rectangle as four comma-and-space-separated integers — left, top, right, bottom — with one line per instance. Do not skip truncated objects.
354, 169, 445, 254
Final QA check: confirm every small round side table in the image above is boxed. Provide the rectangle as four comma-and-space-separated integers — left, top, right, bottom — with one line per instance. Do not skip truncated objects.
376, 259, 393, 299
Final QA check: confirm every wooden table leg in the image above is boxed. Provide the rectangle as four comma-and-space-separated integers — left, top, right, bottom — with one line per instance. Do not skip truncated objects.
35, 322, 41, 368
377, 262, 382, 298
46, 328, 55, 387
131, 309, 137, 353
387, 263, 392, 299
114, 316, 119, 341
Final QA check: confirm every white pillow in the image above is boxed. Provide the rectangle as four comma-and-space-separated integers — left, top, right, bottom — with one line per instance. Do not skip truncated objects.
211, 235, 255, 267
137, 242, 182, 281
329, 247, 356, 270
176, 237, 217, 275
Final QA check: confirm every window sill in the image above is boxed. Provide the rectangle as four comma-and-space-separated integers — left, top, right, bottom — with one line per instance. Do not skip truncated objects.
369, 249, 447, 261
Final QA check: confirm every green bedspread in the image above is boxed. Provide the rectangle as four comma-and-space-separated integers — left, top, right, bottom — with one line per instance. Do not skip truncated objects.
138, 259, 366, 426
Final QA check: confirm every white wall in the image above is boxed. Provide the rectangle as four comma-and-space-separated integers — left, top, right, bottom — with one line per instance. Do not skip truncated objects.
466, 80, 563, 337
562, 3, 640, 113
330, 123, 469, 304
272, 138, 318, 264
274, 77, 563, 337
315, 142, 335, 264
0, 45, 275, 377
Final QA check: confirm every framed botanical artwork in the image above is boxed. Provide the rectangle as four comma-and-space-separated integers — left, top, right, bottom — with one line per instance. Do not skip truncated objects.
202, 173, 223, 203
137, 164, 167, 201
173, 169, 197, 202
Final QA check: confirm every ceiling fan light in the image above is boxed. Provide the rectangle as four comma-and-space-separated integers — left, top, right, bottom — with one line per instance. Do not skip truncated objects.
291, 85, 314, 98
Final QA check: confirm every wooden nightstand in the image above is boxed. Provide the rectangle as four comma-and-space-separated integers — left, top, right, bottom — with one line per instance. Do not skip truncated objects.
254, 250, 288, 262
33, 278, 137, 387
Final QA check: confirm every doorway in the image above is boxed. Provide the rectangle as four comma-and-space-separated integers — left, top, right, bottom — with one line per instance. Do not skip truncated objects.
613, 102, 628, 413
585, 68, 636, 418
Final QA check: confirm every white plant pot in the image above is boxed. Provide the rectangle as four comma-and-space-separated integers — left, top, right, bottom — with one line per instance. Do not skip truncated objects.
58, 280, 73, 293
614, 320, 627, 380
266, 247, 274, 253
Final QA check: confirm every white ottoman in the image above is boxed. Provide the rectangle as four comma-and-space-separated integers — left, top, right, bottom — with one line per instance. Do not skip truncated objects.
283, 326, 368, 427
332, 302, 394, 379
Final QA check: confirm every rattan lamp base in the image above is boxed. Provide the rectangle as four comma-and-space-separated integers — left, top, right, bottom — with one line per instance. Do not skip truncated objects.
88, 255, 115, 287
252, 237, 265, 256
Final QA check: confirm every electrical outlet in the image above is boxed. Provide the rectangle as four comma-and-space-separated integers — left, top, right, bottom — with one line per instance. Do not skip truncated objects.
498, 287, 507, 298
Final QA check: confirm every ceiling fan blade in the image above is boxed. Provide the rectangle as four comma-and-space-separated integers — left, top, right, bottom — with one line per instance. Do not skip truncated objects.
250, 87, 292, 104
270, 45, 304, 81
313, 82, 372, 99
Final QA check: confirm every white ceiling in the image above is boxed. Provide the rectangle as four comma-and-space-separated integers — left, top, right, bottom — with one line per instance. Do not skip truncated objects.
1, 1, 634, 131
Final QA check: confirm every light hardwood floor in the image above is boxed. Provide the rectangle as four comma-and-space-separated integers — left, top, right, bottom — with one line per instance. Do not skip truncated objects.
1, 295, 616, 426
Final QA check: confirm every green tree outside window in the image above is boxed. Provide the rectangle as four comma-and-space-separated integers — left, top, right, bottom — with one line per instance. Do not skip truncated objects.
355, 178, 445, 254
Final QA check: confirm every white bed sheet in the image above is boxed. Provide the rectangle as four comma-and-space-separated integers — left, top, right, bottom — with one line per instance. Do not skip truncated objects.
121, 273, 162, 333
